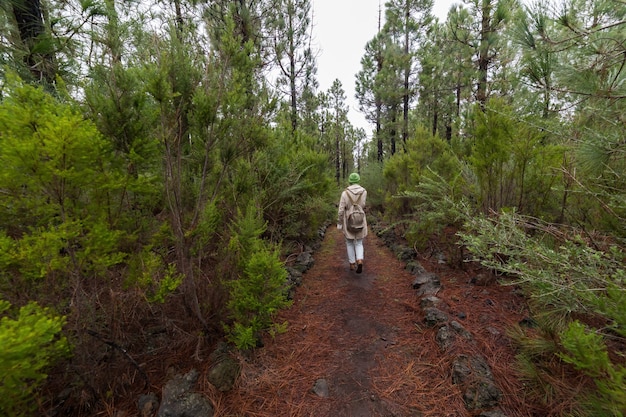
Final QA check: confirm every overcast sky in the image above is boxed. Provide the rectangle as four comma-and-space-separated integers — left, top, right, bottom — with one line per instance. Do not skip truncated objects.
312, 0, 458, 136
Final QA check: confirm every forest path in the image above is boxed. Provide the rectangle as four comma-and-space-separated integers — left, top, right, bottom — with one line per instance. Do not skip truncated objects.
215, 226, 530, 417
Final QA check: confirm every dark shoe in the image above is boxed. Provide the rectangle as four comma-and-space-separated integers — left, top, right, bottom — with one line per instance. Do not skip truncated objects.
356, 260, 363, 274
349, 263, 356, 271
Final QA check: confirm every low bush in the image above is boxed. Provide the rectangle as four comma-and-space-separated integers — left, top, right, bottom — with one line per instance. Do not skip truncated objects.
458, 210, 626, 414
0, 300, 70, 417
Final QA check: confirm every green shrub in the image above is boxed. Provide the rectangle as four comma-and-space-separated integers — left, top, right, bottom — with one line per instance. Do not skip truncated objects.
358, 161, 385, 210
467, 99, 564, 217
559, 321, 626, 416
381, 127, 470, 250
252, 132, 335, 242
459, 210, 626, 414
0, 232, 17, 290
13, 225, 75, 281
226, 247, 291, 349
225, 205, 292, 350
459, 211, 625, 319
400, 168, 471, 251
127, 248, 183, 303
0, 300, 70, 417
12, 221, 126, 282
0, 76, 118, 232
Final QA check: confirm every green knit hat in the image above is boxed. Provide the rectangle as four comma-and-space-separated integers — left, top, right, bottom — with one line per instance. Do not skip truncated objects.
348, 172, 360, 184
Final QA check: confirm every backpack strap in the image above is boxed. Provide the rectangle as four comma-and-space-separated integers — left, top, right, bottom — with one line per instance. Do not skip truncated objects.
346, 188, 363, 206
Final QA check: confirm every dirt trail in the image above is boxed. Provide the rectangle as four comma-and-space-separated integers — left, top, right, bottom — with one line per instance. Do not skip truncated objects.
214, 227, 532, 417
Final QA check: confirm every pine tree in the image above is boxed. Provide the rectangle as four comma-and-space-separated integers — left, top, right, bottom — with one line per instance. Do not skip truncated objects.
448, 0, 517, 108
384, 0, 433, 144
356, 32, 386, 161
267, 0, 317, 134
328, 79, 349, 185
4, 0, 57, 86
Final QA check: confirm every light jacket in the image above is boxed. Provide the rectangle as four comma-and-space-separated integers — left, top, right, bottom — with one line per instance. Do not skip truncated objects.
337, 184, 368, 239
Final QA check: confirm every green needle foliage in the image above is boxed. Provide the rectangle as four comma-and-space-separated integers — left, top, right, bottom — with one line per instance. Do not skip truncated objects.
0, 76, 127, 293
0, 300, 70, 417
559, 321, 626, 416
225, 204, 292, 350
459, 210, 626, 414
459, 211, 626, 321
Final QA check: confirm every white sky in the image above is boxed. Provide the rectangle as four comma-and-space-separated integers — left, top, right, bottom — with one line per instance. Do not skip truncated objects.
312, 0, 458, 136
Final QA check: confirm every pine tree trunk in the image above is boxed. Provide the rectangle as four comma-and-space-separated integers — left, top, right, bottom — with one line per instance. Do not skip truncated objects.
11, 0, 56, 84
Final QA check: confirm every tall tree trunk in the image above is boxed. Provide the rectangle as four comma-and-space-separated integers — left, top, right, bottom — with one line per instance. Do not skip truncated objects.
476, 0, 492, 108
335, 129, 341, 185
376, 84, 383, 160
390, 109, 397, 155
341, 139, 348, 179
376, 120, 383, 161
402, 1, 411, 145
163, 129, 207, 328
163, 6, 207, 328
377, 3, 384, 161
10, 0, 56, 85
432, 83, 439, 136
290, 48, 298, 132
288, 8, 299, 132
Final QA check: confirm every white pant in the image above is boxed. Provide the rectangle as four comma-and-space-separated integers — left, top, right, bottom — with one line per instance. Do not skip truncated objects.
345, 238, 364, 264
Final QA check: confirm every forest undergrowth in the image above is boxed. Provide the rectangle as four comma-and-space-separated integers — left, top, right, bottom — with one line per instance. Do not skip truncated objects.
29, 207, 624, 417
151, 226, 589, 416
34, 220, 620, 417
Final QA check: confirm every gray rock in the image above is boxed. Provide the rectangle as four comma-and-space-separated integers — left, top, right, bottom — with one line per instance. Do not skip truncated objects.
286, 267, 303, 287
294, 251, 314, 272
452, 355, 492, 384
436, 252, 447, 265
138, 393, 159, 417
436, 325, 455, 351
423, 307, 449, 327
207, 355, 241, 392
450, 320, 473, 340
406, 260, 426, 275
436, 321, 472, 351
463, 381, 502, 411
157, 369, 214, 417
397, 246, 415, 262
412, 272, 440, 288
285, 267, 304, 300
412, 272, 441, 296
312, 378, 330, 398
420, 296, 442, 309
452, 355, 501, 410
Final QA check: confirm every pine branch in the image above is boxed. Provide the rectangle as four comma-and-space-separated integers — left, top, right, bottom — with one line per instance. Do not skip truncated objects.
86, 329, 150, 389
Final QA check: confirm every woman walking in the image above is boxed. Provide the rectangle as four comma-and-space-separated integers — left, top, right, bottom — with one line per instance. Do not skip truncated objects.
337, 173, 368, 273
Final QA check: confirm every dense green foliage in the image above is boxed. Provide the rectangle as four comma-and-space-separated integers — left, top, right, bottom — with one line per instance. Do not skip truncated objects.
0, 77, 128, 290
0, 1, 337, 414
366, 0, 626, 414
2, 0, 626, 415
0, 300, 69, 417
458, 211, 626, 414
225, 206, 291, 349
